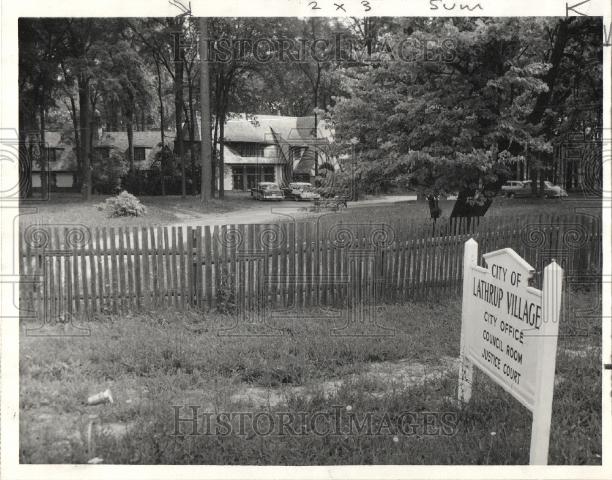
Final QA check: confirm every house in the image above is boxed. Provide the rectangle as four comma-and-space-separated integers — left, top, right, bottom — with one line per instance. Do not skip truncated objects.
29, 129, 174, 191
28, 113, 337, 193
182, 114, 337, 191
29, 131, 79, 192
94, 130, 175, 171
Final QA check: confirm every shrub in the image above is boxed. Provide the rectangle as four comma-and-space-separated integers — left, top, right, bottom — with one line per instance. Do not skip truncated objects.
92, 148, 129, 194
97, 191, 147, 217
314, 170, 354, 198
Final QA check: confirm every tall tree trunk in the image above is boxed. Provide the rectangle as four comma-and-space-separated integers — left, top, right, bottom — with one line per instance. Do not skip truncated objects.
211, 71, 222, 197
313, 111, 318, 177
155, 58, 166, 196
19, 104, 32, 198
172, 22, 186, 198
218, 111, 225, 198
68, 95, 80, 176
199, 17, 212, 203
39, 102, 48, 200
125, 89, 135, 174
127, 106, 134, 173
186, 69, 197, 195
212, 112, 218, 197
78, 75, 91, 200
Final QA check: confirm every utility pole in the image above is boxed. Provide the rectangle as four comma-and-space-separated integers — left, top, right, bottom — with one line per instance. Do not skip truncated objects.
200, 17, 212, 203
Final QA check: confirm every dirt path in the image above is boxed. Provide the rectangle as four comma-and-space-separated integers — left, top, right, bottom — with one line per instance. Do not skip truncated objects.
23, 354, 459, 463
229, 355, 459, 408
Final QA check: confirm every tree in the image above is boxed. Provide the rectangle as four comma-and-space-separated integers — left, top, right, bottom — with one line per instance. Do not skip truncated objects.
200, 17, 212, 203
100, 37, 153, 173
329, 18, 580, 215
170, 17, 187, 197
18, 19, 65, 198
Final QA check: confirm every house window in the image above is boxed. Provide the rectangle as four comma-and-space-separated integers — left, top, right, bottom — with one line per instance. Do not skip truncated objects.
234, 143, 265, 157
231, 165, 275, 190
262, 166, 275, 182
46, 148, 63, 163
134, 147, 146, 162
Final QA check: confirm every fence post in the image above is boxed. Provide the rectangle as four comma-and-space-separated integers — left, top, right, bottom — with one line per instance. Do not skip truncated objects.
458, 238, 478, 404
529, 260, 563, 465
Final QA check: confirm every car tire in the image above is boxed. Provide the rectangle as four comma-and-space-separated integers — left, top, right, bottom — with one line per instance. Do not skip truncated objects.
509, 193, 515, 199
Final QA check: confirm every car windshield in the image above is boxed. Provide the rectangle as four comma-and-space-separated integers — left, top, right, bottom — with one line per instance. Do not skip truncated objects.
263, 184, 278, 190
544, 181, 553, 187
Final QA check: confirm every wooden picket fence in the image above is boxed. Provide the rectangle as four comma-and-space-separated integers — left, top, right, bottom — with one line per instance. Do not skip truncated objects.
19, 212, 601, 320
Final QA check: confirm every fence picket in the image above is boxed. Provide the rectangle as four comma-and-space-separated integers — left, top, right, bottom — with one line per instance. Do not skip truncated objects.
196, 226, 203, 308
141, 227, 150, 308
19, 214, 599, 317
125, 228, 135, 310
212, 225, 220, 309
204, 226, 213, 310
132, 227, 141, 310
149, 227, 159, 308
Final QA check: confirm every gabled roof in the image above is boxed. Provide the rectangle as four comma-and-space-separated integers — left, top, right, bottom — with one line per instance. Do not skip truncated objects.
95, 131, 176, 170
30, 130, 176, 172
27, 131, 76, 171
189, 114, 334, 145
96, 131, 175, 149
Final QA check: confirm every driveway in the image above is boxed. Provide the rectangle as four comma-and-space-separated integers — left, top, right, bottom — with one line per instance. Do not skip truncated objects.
164, 194, 418, 228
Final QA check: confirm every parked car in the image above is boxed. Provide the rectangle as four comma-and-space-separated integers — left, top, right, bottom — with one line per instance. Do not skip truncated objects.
501, 180, 526, 197
503, 180, 568, 198
251, 182, 284, 201
543, 181, 568, 198
283, 182, 321, 201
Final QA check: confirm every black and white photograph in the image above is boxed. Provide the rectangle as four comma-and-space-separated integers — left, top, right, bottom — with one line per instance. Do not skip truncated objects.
1, 0, 610, 477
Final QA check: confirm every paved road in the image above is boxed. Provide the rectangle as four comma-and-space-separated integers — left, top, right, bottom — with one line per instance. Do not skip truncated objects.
166, 194, 418, 228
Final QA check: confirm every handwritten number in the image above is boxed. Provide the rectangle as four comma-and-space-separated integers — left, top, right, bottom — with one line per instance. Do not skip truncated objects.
308, 1, 321, 10
361, 0, 371, 12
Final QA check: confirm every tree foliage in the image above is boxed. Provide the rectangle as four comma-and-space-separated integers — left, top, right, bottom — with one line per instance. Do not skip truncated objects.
329, 17, 602, 204
19, 16, 602, 208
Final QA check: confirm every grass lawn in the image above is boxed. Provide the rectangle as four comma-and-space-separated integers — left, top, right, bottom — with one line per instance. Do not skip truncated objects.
320, 194, 595, 227
20, 287, 601, 464
18, 191, 594, 230
18, 192, 258, 228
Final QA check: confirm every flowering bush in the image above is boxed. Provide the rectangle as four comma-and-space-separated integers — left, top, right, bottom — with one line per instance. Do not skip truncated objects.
97, 191, 147, 217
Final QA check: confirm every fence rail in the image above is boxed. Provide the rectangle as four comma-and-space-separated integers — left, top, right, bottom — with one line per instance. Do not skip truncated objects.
19, 212, 601, 320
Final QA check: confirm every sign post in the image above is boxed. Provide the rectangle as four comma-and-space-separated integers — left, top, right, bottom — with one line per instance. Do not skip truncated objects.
458, 238, 563, 465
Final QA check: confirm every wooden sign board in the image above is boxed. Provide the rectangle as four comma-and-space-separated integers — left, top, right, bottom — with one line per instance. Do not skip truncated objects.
458, 239, 563, 465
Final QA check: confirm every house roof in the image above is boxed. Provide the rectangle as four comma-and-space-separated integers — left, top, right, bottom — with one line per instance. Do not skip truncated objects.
189, 114, 334, 146
27, 131, 76, 172
31, 130, 176, 172
96, 131, 175, 149
95, 130, 176, 170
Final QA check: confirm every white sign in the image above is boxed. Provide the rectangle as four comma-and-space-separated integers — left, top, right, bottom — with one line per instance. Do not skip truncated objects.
458, 239, 563, 465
